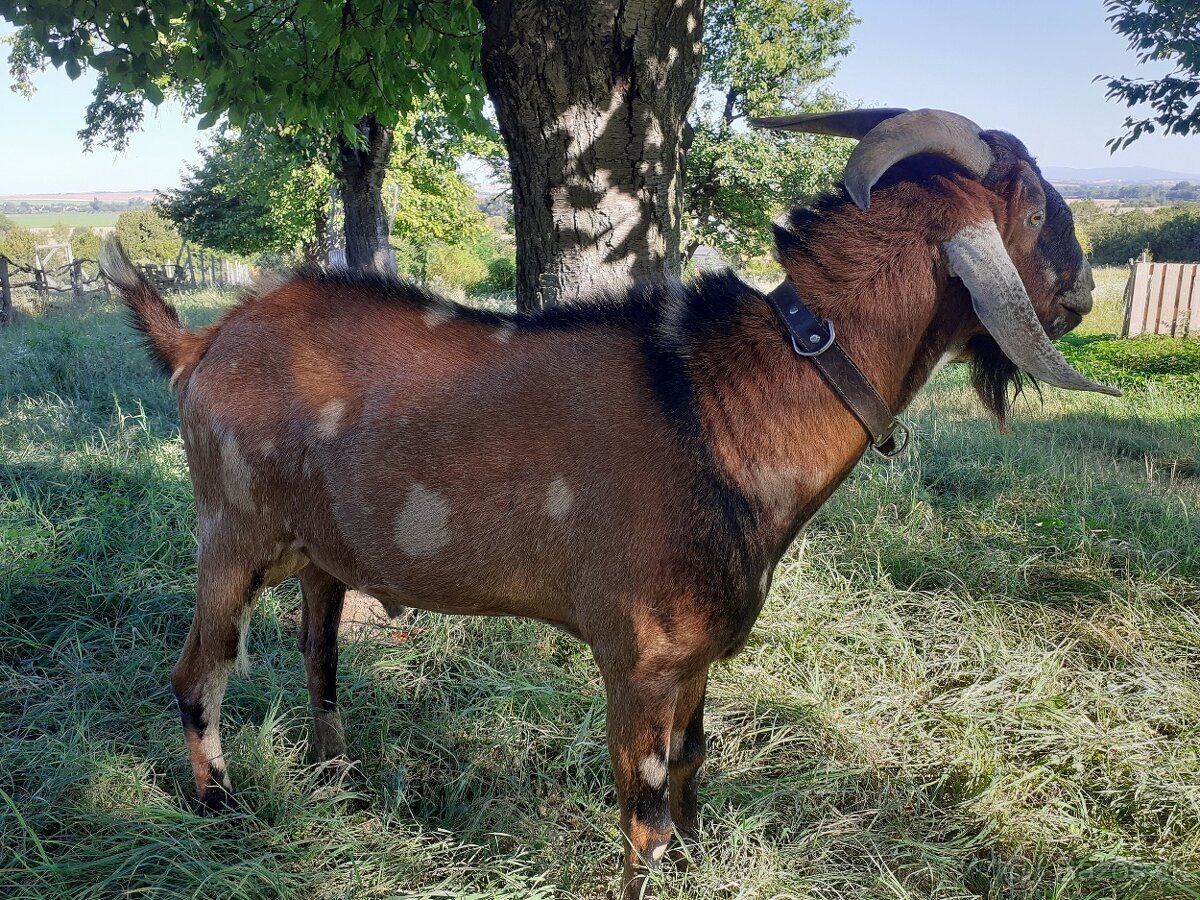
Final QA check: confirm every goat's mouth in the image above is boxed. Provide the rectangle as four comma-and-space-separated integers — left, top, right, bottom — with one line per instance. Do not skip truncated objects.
1046, 308, 1083, 340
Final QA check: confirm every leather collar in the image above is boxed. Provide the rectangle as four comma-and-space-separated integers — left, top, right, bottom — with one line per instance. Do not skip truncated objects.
765, 279, 909, 458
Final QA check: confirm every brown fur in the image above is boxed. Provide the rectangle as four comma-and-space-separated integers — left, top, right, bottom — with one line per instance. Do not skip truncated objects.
107, 147, 1090, 897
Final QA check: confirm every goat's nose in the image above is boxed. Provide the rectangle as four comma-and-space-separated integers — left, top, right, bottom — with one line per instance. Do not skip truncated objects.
1060, 262, 1094, 315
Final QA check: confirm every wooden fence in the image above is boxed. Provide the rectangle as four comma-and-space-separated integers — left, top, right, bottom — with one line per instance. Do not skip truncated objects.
1122, 261, 1200, 338
0, 250, 251, 325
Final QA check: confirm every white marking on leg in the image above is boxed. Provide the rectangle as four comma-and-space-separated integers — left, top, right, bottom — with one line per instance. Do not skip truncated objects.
233, 603, 254, 676
394, 483, 451, 557
543, 476, 575, 522
650, 841, 668, 862
199, 664, 232, 783
316, 399, 345, 440
669, 729, 685, 762
639, 754, 668, 790
760, 565, 772, 598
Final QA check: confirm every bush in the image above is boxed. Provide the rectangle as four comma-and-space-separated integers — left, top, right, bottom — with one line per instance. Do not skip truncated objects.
478, 256, 516, 293
1075, 201, 1200, 265
426, 243, 488, 292
0, 226, 36, 267
70, 230, 101, 261
115, 209, 182, 264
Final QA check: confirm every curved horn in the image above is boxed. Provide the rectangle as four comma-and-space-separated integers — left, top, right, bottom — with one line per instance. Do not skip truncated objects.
943, 221, 1121, 397
842, 108, 994, 209
749, 107, 909, 140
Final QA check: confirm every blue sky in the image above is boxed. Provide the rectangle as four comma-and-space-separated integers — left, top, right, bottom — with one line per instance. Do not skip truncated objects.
0, 0, 1196, 195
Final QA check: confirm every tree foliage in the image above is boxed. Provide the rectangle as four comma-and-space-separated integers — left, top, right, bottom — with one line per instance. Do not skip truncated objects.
0, 0, 487, 151
1101, 0, 1200, 148
115, 209, 182, 263
157, 121, 333, 262
0, 225, 36, 266
684, 0, 856, 262
1073, 199, 1200, 264
70, 229, 101, 260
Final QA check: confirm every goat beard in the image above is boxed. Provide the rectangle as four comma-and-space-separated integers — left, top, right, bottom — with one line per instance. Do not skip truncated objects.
967, 334, 1041, 435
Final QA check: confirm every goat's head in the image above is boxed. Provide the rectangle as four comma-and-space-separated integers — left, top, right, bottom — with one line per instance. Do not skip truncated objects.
753, 107, 1119, 422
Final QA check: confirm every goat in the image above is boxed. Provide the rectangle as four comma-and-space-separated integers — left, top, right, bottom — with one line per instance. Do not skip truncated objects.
101, 107, 1116, 899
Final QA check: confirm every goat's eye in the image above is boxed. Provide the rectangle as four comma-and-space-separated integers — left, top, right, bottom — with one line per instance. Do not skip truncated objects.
1028, 210, 1046, 228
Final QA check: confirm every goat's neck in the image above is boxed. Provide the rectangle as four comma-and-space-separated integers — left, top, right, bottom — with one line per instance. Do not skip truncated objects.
691, 272, 961, 547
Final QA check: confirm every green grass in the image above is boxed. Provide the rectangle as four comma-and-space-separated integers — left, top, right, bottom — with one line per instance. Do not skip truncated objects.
6, 212, 121, 229
1, 281, 1198, 899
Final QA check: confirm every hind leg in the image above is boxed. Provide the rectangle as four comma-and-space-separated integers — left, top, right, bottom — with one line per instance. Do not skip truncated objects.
171, 546, 263, 813
297, 565, 348, 762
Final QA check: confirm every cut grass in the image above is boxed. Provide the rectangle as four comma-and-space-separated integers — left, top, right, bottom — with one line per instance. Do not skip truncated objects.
1, 280, 1198, 899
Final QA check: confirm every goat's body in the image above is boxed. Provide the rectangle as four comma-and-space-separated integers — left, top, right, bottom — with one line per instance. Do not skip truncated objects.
102, 123, 1102, 896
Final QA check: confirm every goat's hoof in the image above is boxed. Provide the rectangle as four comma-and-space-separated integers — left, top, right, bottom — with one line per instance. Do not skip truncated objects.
666, 838, 705, 872
197, 786, 239, 815
315, 755, 361, 784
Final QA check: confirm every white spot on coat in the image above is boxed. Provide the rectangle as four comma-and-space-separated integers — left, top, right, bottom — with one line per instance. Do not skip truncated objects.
316, 399, 345, 440
218, 430, 255, 512
260, 439, 275, 457
544, 477, 575, 522
760, 565, 772, 597
394, 483, 451, 557
493, 323, 517, 344
424, 306, 453, 329
639, 754, 667, 789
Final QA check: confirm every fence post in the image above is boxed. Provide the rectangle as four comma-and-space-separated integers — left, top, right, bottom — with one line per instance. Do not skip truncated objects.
71, 260, 84, 303
0, 256, 11, 326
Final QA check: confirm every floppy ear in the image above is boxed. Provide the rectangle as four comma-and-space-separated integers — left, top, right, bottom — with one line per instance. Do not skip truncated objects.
942, 219, 1119, 396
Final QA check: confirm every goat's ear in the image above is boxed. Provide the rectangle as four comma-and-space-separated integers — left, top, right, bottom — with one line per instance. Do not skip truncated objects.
942, 220, 1120, 396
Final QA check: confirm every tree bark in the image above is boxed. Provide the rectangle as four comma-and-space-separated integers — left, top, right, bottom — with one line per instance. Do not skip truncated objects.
336, 115, 395, 274
477, 0, 705, 310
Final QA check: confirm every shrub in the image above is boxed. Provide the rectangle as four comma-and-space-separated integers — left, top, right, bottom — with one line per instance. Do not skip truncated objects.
478, 256, 516, 294
70, 230, 101, 261
115, 209, 182, 264
0, 226, 37, 267
426, 243, 488, 292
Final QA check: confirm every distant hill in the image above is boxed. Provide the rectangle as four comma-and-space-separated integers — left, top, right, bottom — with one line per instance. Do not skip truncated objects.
1042, 165, 1200, 184
0, 191, 157, 203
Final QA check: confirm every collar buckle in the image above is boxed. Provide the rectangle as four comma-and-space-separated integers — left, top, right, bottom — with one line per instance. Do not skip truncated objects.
790, 319, 836, 357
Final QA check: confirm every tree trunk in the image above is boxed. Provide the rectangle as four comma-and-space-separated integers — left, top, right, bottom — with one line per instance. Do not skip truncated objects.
477, 0, 704, 310
336, 115, 395, 274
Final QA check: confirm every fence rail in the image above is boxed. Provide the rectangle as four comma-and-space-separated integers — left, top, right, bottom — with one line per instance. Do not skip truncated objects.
1122, 261, 1200, 338
0, 250, 251, 325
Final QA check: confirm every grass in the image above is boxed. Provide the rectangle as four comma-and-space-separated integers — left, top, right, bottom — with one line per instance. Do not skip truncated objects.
6, 212, 121, 229
1, 271, 1198, 899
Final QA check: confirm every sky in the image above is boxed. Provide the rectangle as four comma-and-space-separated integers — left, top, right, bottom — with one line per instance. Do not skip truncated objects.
0, 0, 1196, 195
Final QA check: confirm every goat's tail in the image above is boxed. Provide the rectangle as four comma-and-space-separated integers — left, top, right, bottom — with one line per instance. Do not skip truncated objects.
100, 238, 193, 377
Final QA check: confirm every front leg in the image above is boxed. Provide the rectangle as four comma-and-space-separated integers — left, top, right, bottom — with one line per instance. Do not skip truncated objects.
603, 668, 678, 900
668, 670, 708, 865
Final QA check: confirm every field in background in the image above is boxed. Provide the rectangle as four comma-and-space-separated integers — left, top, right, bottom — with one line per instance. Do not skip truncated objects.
1, 273, 1197, 899
4, 212, 122, 229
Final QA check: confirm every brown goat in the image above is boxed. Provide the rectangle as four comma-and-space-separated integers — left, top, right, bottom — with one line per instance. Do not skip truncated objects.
102, 108, 1115, 898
